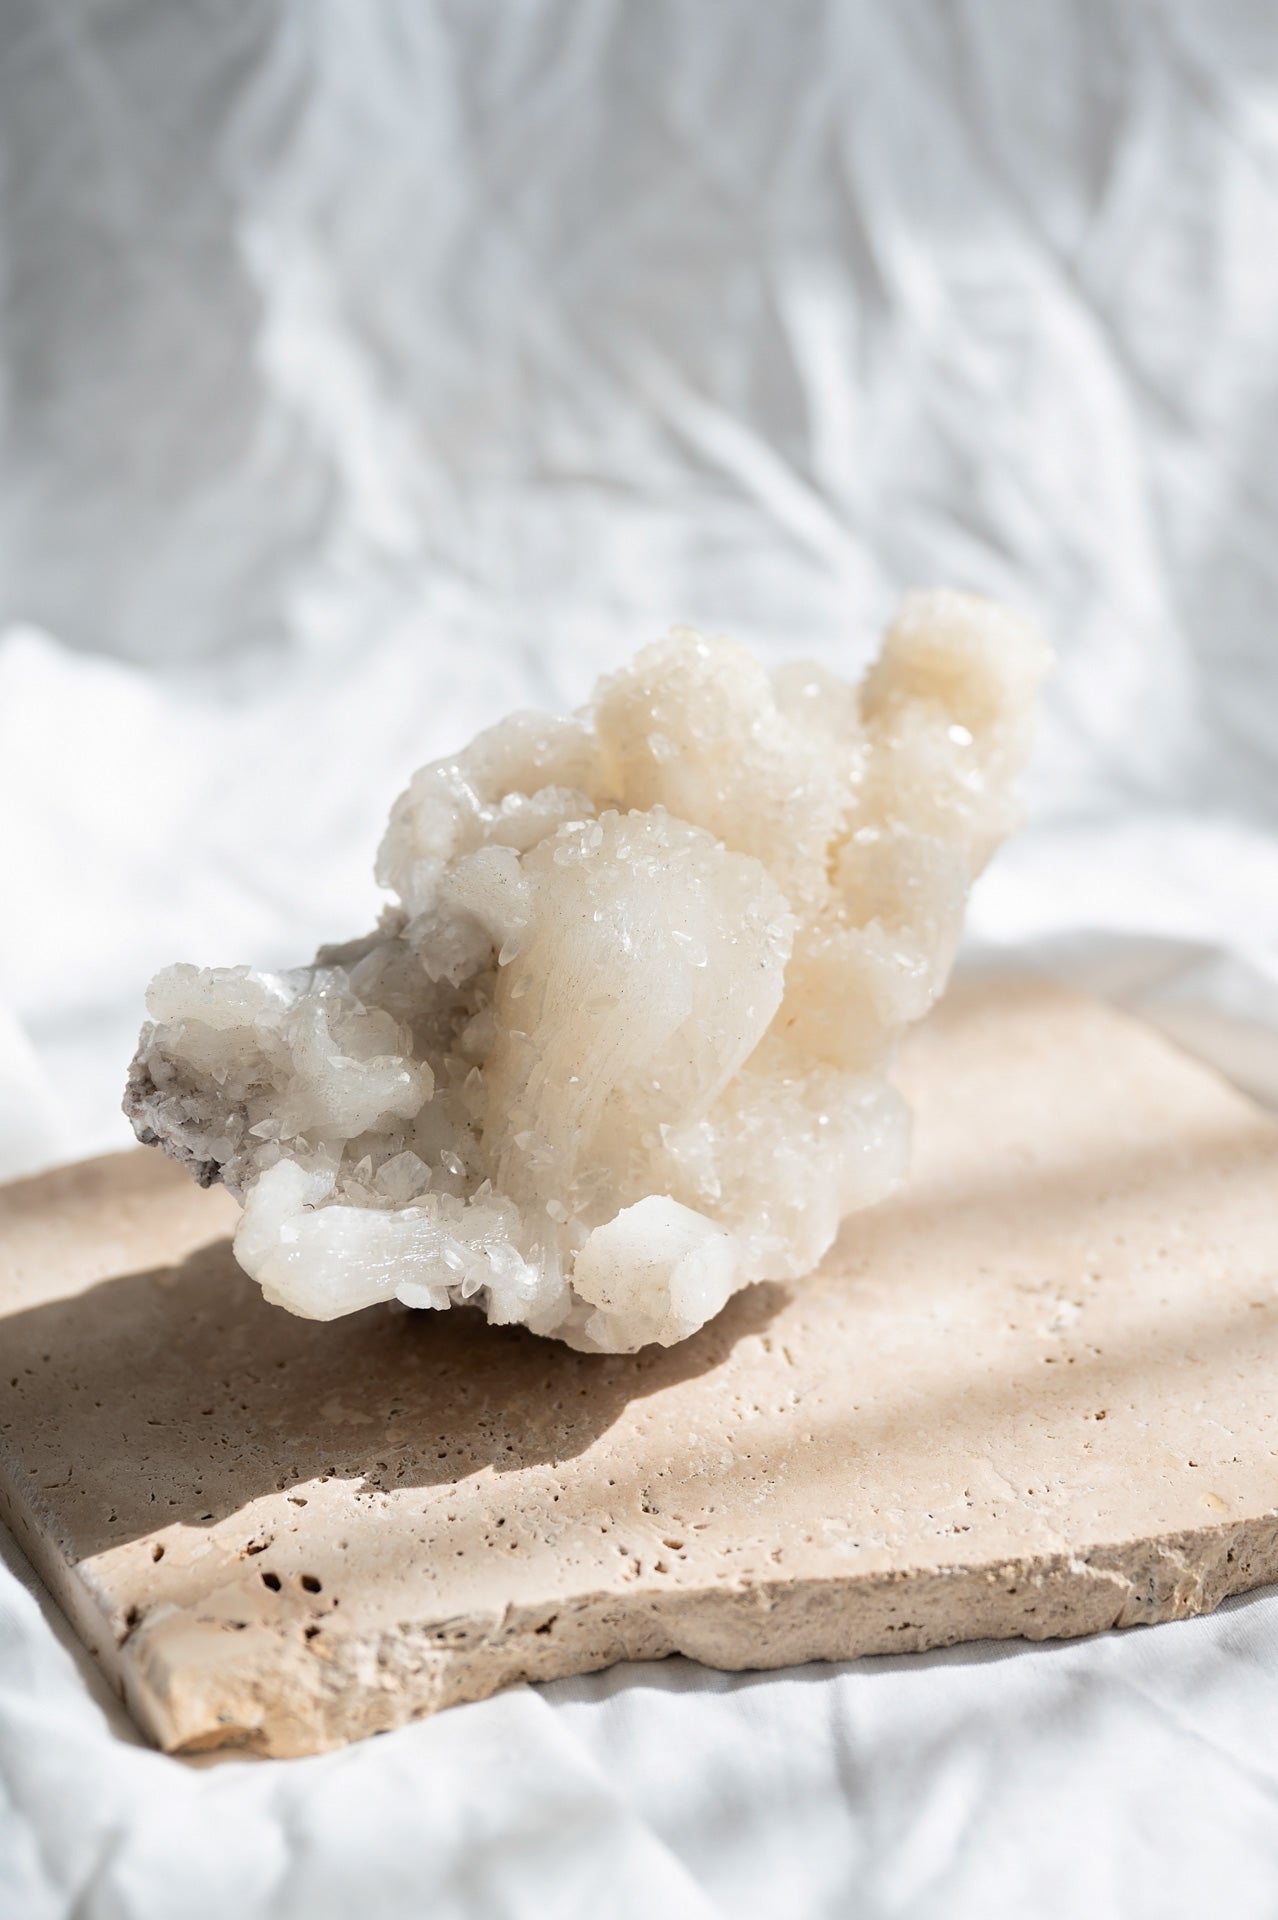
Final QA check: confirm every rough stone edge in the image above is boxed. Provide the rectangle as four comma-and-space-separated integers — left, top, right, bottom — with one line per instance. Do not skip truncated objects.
0, 1453, 133, 1714
109, 1511, 1278, 1757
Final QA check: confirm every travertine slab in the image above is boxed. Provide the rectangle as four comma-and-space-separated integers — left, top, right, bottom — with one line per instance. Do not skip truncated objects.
3, 980, 1278, 1757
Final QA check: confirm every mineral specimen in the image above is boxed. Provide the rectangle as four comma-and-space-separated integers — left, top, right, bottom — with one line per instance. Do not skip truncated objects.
125, 592, 1050, 1351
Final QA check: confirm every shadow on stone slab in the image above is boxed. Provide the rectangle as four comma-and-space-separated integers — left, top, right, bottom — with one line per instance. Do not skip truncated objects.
0, 1233, 790, 1561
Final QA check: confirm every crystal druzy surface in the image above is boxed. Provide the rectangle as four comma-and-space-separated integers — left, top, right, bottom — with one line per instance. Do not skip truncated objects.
125, 593, 1050, 1351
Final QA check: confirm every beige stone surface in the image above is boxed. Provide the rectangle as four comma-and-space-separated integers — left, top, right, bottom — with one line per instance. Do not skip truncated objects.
3, 979, 1278, 1758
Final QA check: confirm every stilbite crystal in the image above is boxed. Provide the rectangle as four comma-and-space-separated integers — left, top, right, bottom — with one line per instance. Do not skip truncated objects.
125, 592, 1050, 1351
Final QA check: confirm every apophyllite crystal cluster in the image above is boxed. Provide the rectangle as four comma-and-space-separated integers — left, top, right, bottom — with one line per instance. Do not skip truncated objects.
125, 592, 1049, 1352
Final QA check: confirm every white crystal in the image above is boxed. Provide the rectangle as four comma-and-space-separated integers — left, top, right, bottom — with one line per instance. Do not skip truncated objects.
125, 591, 1050, 1351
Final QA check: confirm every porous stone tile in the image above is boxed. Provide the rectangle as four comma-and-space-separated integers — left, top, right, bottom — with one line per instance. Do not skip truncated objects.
3, 980, 1277, 1757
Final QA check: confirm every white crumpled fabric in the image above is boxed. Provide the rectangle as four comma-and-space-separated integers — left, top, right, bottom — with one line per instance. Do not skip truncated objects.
2, 3, 1278, 1914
